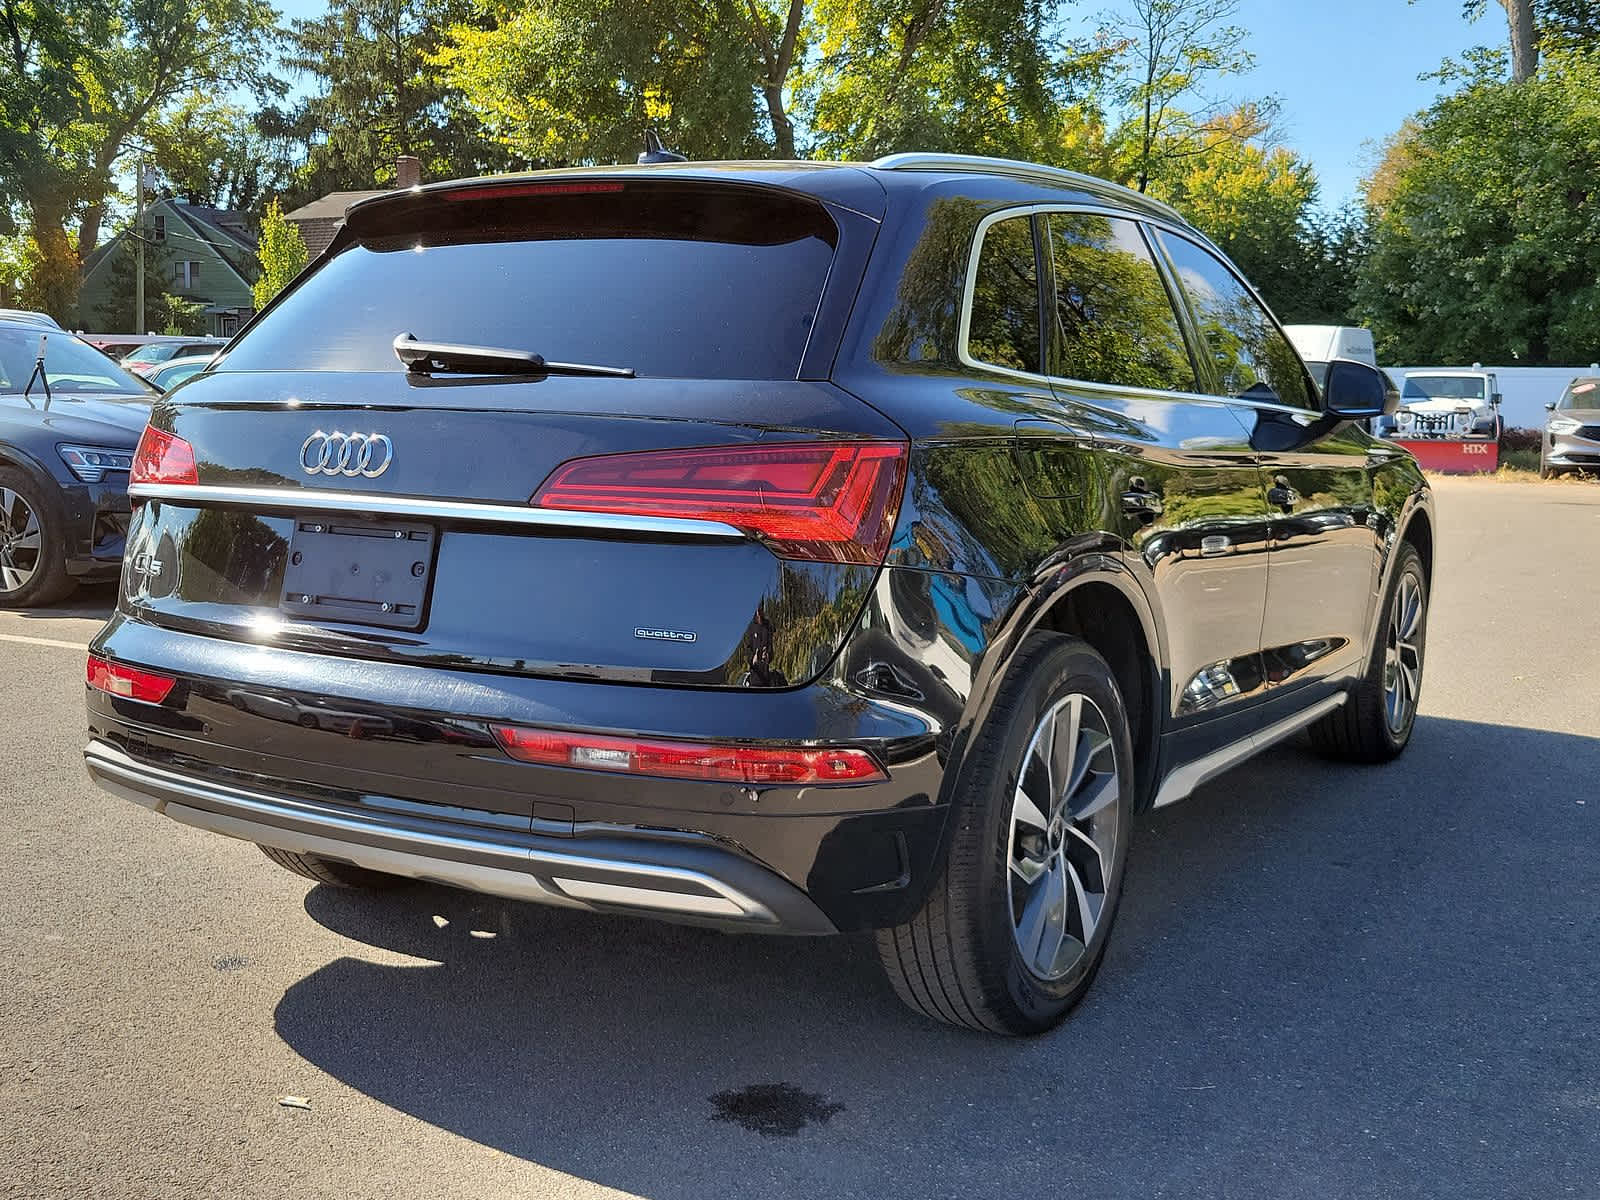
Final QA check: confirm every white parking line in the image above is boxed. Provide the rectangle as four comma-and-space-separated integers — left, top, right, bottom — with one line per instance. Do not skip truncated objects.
0, 631, 89, 652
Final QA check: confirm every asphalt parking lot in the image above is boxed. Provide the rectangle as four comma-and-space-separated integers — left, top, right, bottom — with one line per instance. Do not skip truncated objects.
3, 477, 1597, 1200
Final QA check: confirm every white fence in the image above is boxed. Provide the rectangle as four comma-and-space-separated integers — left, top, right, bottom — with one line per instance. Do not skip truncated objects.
1389, 364, 1600, 431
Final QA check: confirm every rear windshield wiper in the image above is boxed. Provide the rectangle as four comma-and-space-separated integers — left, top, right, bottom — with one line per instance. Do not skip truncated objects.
393, 333, 634, 378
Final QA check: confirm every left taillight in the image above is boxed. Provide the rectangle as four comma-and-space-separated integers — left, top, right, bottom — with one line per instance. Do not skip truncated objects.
86, 655, 176, 703
531, 441, 907, 565
130, 425, 198, 487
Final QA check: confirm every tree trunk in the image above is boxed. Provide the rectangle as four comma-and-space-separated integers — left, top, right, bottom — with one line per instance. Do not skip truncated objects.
762, 85, 796, 158
78, 202, 107, 259
1502, 0, 1538, 82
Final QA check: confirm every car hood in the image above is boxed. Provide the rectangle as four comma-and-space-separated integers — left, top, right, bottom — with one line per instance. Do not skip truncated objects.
1552, 407, 1600, 425
0, 391, 152, 447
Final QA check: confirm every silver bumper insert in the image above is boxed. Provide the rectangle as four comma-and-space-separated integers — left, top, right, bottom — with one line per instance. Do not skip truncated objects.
84, 740, 804, 928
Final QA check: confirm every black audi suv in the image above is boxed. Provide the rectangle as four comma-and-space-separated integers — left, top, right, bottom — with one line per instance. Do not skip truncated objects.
84, 154, 1431, 1034
0, 317, 153, 606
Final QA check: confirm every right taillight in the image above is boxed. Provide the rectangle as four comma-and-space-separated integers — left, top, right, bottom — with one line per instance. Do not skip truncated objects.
130, 425, 198, 486
531, 441, 907, 565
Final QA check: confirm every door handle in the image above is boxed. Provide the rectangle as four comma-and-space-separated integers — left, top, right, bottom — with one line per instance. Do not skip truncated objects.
1199, 535, 1230, 557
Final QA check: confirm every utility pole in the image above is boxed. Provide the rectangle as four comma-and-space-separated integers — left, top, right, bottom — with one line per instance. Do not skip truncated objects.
134, 158, 146, 334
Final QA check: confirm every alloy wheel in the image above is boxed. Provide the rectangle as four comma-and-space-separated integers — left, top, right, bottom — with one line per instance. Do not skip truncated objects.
1383, 572, 1424, 732
0, 487, 41, 595
1007, 693, 1121, 981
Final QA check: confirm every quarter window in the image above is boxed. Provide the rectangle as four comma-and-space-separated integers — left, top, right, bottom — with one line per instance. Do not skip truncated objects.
1045, 213, 1195, 393
966, 215, 1041, 374
1156, 231, 1314, 410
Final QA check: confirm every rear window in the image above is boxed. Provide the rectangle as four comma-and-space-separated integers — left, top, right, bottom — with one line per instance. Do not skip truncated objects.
222, 182, 838, 380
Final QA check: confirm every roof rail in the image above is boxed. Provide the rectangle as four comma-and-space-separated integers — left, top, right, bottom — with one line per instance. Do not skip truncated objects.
869, 153, 1186, 224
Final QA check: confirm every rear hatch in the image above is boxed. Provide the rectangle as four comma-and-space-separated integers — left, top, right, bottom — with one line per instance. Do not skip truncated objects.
123, 175, 904, 689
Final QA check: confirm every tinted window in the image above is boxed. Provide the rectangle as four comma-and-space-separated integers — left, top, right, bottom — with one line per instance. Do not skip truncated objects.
965, 215, 1041, 374
1157, 232, 1314, 410
222, 184, 837, 380
0, 328, 151, 394
1046, 213, 1195, 392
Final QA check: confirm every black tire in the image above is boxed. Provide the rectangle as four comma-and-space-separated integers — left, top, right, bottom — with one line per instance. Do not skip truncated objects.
0, 465, 76, 608
875, 633, 1135, 1035
1309, 543, 1428, 763
258, 844, 410, 890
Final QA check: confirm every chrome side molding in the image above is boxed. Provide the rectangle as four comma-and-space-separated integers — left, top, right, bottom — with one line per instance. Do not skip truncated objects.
1152, 692, 1347, 809
127, 482, 746, 541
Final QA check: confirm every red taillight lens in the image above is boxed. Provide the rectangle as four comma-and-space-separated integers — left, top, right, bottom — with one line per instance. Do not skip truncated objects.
491, 725, 886, 785
130, 425, 198, 486
86, 654, 176, 704
531, 441, 907, 564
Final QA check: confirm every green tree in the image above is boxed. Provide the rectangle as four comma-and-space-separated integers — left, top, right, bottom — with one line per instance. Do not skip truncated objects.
0, 0, 281, 320
262, 0, 510, 205
252, 200, 309, 309
1110, 0, 1275, 193
803, 0, 1110, 161
1356, 48, 1600, 364
146, 93, 287, 216
436, 0, 773, 165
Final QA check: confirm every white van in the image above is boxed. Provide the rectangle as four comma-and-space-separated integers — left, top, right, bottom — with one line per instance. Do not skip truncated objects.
1284, 325, 1378, 374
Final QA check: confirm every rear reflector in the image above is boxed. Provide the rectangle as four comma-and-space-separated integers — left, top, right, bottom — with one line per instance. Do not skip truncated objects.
86, 655, 176, 704
491, 725, 886, 785
532, 441, 907, 565
130, 426, 198, 486
443, 181, 627, 201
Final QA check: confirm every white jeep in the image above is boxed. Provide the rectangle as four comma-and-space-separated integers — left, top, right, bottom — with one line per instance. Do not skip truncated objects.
1386, 369, 1503, 441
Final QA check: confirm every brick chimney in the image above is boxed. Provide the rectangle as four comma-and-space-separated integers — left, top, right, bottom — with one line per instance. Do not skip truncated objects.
395, 155, 422, 189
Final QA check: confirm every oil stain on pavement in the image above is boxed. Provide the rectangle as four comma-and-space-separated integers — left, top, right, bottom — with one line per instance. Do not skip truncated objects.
709, 1083, 845, 1137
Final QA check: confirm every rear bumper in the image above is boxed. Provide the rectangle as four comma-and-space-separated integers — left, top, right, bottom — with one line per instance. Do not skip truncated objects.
84, 616, 956, 932
86, 738, 839, 933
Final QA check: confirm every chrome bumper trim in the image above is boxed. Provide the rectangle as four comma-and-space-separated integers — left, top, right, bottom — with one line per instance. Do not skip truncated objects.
84, 740, 814, 929
127, 482, 745, 542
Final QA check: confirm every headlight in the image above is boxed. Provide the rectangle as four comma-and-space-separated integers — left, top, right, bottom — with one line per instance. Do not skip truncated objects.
1548, 417, 1582, 436
57, 444, 135, 483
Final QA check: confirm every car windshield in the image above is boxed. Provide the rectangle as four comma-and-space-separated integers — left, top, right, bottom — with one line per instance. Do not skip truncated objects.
1559, 377, 1600, 409
1403, 375, 1485, 400
0, 327, 153, 395
123, 343, 184, 366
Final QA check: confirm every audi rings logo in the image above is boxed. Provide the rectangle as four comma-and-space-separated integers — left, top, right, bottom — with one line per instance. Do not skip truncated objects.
299, 430, 394, 478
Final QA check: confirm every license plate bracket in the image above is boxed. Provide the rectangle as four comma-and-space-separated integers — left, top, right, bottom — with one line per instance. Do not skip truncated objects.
281, 517, 436, 630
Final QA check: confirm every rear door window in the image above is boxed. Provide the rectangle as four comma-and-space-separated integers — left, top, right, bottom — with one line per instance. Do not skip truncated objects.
1045, 212, 1196, 393
964, 215, 1042, 374
1156, 231, 1315, 410
221, 182, 838, 381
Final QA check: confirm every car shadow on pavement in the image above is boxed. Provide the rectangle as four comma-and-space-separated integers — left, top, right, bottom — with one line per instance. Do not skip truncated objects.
273, 715, 1600, 1200
5, 582, 117, 625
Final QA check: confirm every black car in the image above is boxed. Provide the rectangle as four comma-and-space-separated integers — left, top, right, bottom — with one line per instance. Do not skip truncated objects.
83, 154, 1431, 1034
0, 318, 152, 606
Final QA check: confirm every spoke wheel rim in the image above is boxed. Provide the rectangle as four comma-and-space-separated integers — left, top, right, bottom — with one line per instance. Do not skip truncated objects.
1382, 572, 1424, 733
1007, 693, 1121, 982
0, 487, 41, 595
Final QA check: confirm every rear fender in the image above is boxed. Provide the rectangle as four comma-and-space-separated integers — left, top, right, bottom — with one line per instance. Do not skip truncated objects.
940, 551, 1167, 810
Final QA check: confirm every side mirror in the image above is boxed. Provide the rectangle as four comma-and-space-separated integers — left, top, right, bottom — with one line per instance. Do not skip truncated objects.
1546, 402, 1558, 412
1492, 393, 1503, 406
1323, 358, 1395, 420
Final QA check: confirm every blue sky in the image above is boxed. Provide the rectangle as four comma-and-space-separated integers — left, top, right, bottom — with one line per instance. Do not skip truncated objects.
268, 0, 1492, 207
